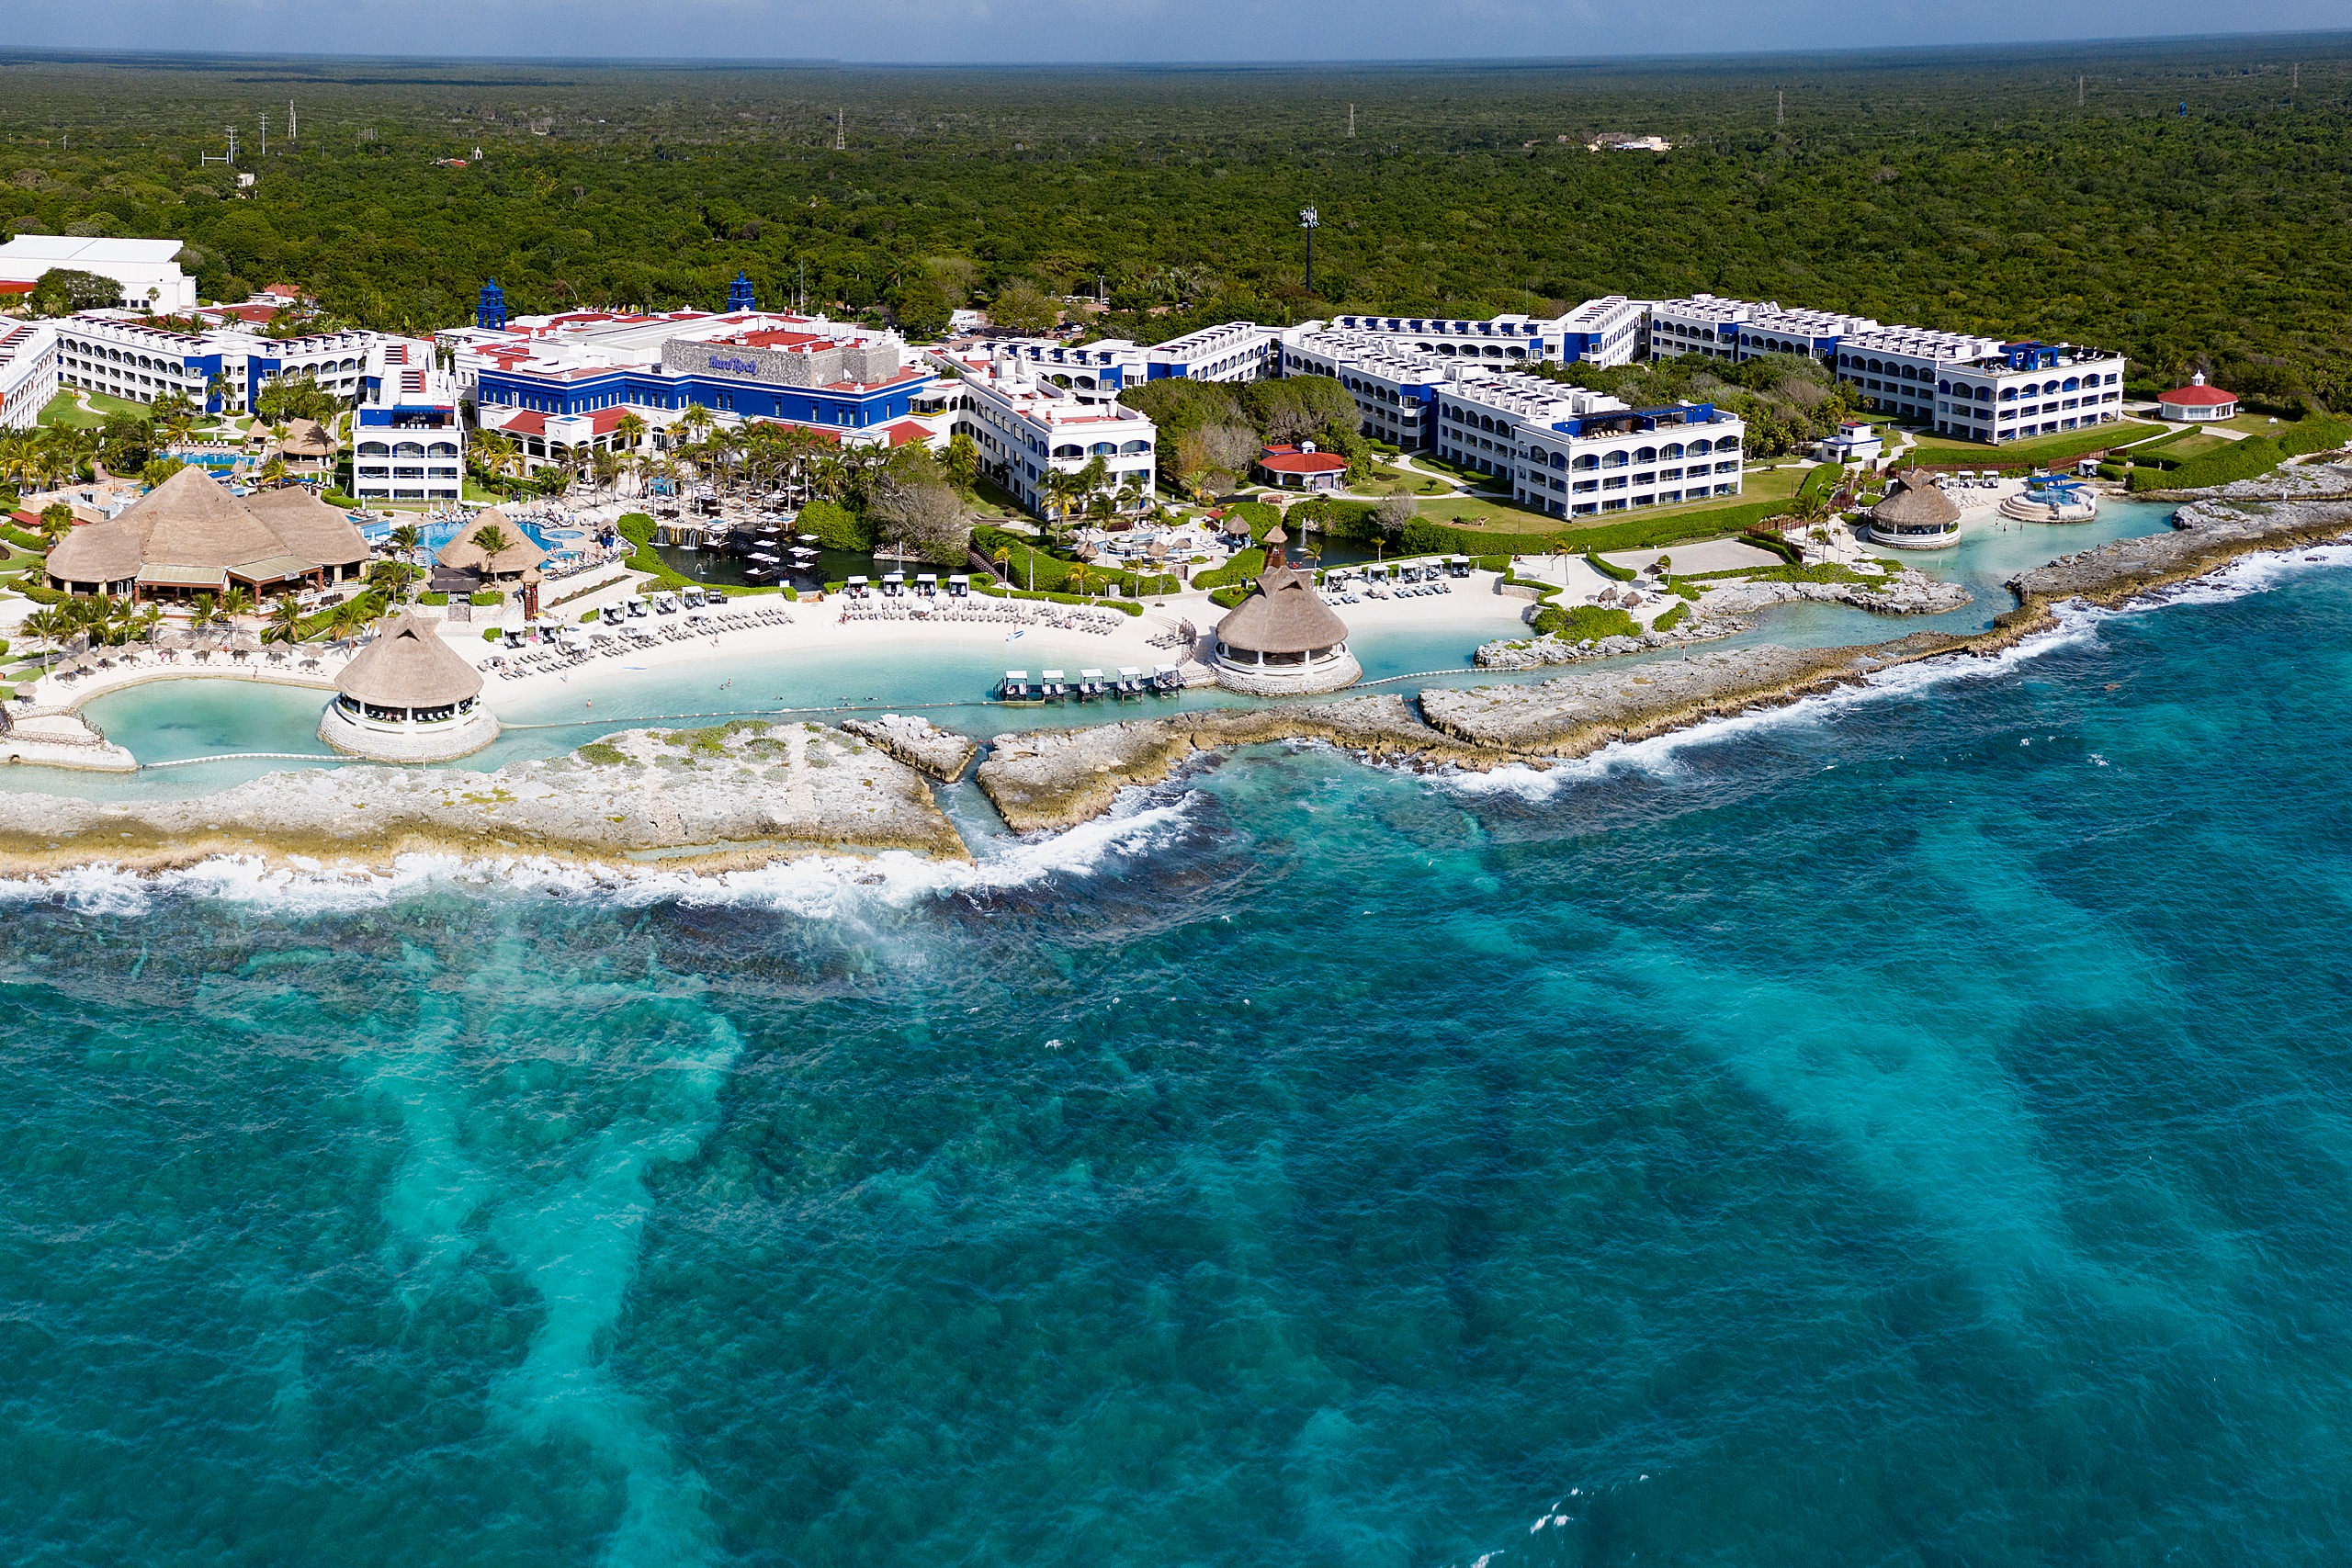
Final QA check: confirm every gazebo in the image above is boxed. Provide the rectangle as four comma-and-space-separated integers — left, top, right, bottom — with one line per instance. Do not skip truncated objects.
1864, 469, 1962, 549
1212, 554, 1360, 694
318, 610, 498, 761
2157, 371, 2238, 423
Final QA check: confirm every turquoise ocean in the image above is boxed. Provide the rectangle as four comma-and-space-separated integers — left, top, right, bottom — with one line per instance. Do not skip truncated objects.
5, 540, 2352, 1564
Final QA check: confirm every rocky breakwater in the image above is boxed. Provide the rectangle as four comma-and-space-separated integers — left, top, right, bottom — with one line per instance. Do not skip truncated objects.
1420, 643, 1921, 757
841, 713, 979, 781
2009, 493, 2352, 608
0, 719, 967, 875
1700, 563, 1973, 618
975, 695, 1519, 832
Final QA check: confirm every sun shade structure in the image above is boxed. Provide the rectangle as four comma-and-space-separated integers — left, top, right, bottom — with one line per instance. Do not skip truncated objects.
44, 465, 369, 598
1212, 559, 1361, 694
434, 507, 544, 582
319, 610, 498, 761
1865, 468, 1963, 549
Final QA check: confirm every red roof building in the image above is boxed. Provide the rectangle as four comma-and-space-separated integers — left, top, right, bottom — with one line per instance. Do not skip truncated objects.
1256, 443, 1351, 491
2157, 371, 2238, 423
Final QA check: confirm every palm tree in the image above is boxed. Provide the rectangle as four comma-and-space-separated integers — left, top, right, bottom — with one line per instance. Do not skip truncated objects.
19, 605, 63, 670
264, 594, 305, 645
990, 541, 1012, 587
325, 597, 371, 643
678, 403, 715, 445
389, 523, 422, 557
36, 502, 74, 552
469, 523, 515, 560
220, 585, 255, 622
258, 455, 288, 489
187, 592, 220, 631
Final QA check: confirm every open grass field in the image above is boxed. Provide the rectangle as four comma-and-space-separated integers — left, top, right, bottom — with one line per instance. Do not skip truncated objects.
1410, 463, 1805, 536
1905, 418, 2165, 468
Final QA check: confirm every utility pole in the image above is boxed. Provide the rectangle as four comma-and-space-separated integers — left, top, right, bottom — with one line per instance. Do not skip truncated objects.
1777, 88, 1784, 127
226, 125, 239, 164
1299, 206, 1319, 297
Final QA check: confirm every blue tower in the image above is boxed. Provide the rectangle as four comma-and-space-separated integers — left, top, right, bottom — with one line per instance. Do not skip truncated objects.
477, 278, 507, 331
727, 271, 757, 312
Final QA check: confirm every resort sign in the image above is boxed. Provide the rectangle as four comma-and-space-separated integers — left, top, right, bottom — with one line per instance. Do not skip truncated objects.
707, 355, 761, 376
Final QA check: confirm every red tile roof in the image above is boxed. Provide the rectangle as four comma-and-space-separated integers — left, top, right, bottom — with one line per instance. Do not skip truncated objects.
2157, 383, 2235, 407
1258, 445, 1349, 474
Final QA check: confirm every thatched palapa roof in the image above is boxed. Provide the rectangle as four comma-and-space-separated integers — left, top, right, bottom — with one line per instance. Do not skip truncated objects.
334, 611, 484, 709
243, 486, 368, 570
435, 508, 544, 581
46, 465, 337, 591
277, 418, 336, 459
1871, 470, 1961, 530
1217, 560, 1351, 655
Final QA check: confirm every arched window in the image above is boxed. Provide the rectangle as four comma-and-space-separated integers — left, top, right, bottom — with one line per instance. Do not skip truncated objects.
2062, 377, 2080, 392
1937, 379, 1951, 395
393, 441, 424, 458
1549, 452, 1566, 471
427, 442, 458, 457
1526, 446, 1547, 466
1573, 454, 1600, 471
2000, 388, 2018, 402
1635, 446, 1657, 463
1052, 444, 1082, 458
1089, 442, 1115, 456
1662, 443, 1685, 459
1601, 451, 1629, 469
1974, 387, 1992, 402
1689, 438, 1713, 455
358, 441, 390, 457
1120, 440, 1149, 455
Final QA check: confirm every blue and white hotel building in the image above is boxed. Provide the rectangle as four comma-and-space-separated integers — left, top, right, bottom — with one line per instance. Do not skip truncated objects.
1323, 296, 1645, 367
351, 337, 464, 502
1434, 370, 1745, 518
443, 283, 936, 467
52, 311, 378, 415
956, 321, 1277, 401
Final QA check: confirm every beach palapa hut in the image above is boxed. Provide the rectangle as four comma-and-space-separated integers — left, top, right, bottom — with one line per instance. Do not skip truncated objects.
318, 609, 499, 761
1211, 554, 1361, 695
1865, 469, 1962, 549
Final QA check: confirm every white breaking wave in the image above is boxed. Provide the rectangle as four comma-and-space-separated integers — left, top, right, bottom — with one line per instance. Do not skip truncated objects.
0, 794, 1198, 917
1437, 603, 2110, 802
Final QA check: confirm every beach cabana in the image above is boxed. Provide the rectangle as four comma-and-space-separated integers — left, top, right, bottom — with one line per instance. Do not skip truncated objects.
1212, 558, 1361, 695
318, 609, 499, 761
1865, 470, 1963, 549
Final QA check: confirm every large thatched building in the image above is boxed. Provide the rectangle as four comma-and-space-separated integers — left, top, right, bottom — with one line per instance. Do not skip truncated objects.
1212, 537, 1360, 695
319, 609, 498, 761
1864, 469, 1962, 550
43, 466, 368, 599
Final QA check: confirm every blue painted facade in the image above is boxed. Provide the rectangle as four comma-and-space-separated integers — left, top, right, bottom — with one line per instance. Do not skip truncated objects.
727, 273, 757, 312
473, 365, 930, 431
1544, 401, 1723, 438
477, 279, 507, 332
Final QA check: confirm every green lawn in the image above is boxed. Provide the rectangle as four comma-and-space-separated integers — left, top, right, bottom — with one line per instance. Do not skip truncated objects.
1412, 463, 1805, 536
2213, 411, 2299, 437
38, 388, 153, 428
1349, 461, 1453, 498
1905, 418, 2164, 468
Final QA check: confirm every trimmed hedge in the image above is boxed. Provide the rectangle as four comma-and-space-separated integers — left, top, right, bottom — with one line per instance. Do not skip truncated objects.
1739, 530, 1804, 565
970, 579, 1144, 615
1191, 547, 1267, 592
2128, 416, 2351, 492
1586, 549, 1636, 581
1654, 602, 1690, 632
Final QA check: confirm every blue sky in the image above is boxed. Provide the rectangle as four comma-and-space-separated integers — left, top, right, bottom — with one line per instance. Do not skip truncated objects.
0, 0, 2334, 63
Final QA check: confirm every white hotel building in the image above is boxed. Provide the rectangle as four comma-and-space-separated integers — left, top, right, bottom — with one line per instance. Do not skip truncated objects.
1323, 296, 1645, 367
0, 323, 60, 431
967, 321, 1277, 400
1275, 329, 1453, 450
1433, 371, 1745, 519
926, 346, 1157, 517
52, 312, 377, 415
351, 338, 464, 503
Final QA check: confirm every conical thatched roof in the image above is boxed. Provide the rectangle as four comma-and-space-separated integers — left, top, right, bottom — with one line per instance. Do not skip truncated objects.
1216, 561, 1351, 655
277, 418, 336, 458
47, 465, 331, 590
1871, 470, 1961, 530
334, 611, 484, 709
244, 486, 368, 570
435, 508, 543, 578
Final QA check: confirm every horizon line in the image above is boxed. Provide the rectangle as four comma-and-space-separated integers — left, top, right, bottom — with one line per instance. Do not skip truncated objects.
0, 28, 2345, 73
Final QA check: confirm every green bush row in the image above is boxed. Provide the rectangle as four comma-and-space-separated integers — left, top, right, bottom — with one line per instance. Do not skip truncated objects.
2128, 416, 2351, 492
1190, 547, 1267, 592
970, 580, 1145, 615
1738, 530, 1804, 565
1585, 548, 1636, 581
1530, 603, 1640, 641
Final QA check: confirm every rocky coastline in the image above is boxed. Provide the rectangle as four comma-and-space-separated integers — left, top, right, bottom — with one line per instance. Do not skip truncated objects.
4, 489, 2346, 875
